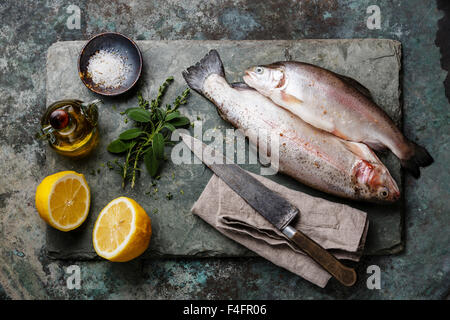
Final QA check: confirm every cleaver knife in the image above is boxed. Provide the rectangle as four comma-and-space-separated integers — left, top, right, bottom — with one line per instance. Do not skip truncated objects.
180, 133, 357, 287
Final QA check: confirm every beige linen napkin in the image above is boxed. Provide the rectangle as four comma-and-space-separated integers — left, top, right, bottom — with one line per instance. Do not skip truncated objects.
191, 172, 369, 288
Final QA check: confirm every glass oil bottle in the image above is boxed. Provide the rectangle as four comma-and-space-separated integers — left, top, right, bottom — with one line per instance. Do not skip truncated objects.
38, 99, 100, 158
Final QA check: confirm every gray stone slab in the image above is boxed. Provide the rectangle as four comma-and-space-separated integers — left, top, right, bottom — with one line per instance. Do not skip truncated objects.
45, 39, 403, 259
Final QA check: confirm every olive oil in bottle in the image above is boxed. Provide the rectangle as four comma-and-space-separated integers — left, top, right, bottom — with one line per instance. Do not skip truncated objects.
38, 99, 100, 158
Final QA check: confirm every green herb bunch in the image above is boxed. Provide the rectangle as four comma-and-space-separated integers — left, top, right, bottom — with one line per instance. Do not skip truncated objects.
107, 77, 190, 189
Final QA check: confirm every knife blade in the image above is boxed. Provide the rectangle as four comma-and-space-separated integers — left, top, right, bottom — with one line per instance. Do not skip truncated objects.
180, 133, 357, 287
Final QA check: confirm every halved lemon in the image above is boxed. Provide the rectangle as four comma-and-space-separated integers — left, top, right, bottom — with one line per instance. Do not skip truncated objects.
93, 197, 152, 262
35, 171, 90, 231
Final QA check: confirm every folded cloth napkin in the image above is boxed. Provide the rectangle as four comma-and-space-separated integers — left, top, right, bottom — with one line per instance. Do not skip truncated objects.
191, 171, 369, 288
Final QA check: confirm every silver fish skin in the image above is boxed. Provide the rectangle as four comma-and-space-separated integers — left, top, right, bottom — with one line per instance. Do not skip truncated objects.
243, 62, 433, 178
182, 50, 400, 203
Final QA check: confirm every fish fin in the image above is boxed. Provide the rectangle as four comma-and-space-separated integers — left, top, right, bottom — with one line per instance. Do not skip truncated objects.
333, 72, 373, 101
281, 91, 304, 104
331, 129, 348, 140
230, 82, 256, 91
279, 91, 340, 132
400, 142, 433, 178
341, 140, 381, 163
182, 50, 225, 94
364, 141, 388, 152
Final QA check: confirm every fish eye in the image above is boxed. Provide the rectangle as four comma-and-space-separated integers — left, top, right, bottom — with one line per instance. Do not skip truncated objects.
255, 66, 264, 74
378, 187, 389, 198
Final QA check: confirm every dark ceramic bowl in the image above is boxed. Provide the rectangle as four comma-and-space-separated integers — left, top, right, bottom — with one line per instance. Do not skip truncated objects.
78, 32, 142, 96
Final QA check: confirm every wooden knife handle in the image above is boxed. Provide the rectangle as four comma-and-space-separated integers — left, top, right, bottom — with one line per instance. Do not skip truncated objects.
283, 226, 357, 287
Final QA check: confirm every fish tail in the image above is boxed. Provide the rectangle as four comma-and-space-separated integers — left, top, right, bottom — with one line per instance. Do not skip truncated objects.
400, 141, 433, 178
182, 50, 225, 95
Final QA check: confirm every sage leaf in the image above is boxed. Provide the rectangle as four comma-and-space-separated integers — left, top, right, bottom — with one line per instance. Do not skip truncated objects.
119, 128, 144, 140
163, 123, 176, 132
170, 116, 190, 127
144, 148, 159, 177
122, 107, 141, 115
107, 78, 191, 189
127, 109, 151, 122
107, 139, 129, 153
165, 111, 181, 121
152, 133, 165, 159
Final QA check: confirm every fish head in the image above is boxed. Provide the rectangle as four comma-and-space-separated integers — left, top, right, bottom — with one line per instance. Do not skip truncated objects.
243, 63, 286, 95
353, 160, 400, 203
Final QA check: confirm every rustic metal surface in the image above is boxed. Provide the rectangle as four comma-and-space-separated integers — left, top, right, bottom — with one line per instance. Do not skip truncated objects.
45, 39, 402, 259
0, 0, 448, 299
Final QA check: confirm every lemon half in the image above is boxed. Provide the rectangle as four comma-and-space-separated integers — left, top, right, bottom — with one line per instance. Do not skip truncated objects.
35, 171, 90, 231
93, 197, 152, 262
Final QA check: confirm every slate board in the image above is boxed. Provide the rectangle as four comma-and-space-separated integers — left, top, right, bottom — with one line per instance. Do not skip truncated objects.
45, 39, 403, 259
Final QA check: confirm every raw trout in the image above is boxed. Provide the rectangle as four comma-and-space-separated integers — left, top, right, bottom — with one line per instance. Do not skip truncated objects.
182, 50, 400, 202
243, 61, 433, 178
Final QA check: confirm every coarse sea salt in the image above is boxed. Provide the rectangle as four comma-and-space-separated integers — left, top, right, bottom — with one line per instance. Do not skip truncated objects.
87, 49, 130, 89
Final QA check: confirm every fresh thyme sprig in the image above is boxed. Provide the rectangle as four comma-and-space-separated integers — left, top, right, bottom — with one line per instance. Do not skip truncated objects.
107, 77, 190, 189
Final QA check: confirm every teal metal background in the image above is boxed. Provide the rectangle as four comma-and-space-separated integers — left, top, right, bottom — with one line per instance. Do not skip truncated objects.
0, 0, 448, 299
